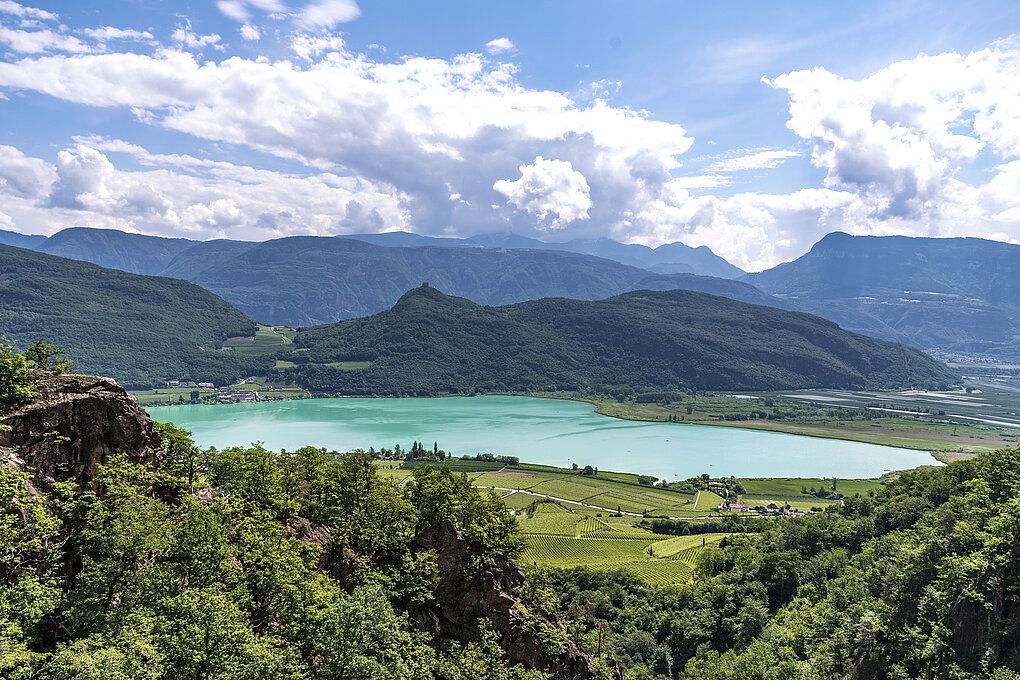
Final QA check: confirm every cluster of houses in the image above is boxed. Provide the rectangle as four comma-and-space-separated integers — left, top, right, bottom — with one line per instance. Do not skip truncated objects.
163, 377, 306, 404
724, 501, 806, 517
165, 380, 215, 389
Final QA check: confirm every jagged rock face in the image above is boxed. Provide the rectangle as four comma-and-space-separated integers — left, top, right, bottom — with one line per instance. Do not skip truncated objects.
285, 516, 358, 582
413, 519, 608, 680
0, 374, 161, 486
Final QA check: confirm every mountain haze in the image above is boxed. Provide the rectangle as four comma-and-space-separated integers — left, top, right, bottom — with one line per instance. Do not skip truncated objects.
0, 227, 47, 250
340, 231, 746, 278
285, 285, 956, 395
187, 236, 770, 326
745, 232, 1020, 358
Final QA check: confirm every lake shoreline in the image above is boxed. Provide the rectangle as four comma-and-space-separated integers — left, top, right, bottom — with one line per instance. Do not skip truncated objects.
145, 394, 940, 480
138, 388, 970, 463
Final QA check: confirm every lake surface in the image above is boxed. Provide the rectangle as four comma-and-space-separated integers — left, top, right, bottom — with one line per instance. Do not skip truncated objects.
146, 396, 938, 479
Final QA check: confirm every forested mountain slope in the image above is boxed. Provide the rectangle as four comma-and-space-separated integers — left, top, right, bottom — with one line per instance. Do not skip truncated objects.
285, 285, 956, 395
188, 236, 764, 326
35, 227, 197, 276
0, 244, 268, 386
0, 227, 754, 326
745, 232, 1020, 358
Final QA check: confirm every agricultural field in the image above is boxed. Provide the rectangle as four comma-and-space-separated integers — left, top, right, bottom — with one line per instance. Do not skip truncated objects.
648, 533, 730, 558
379, 457, 800, 585
468, 463, 707, 517
694, 490, 725, 511
221, 325, 296, 355
325, 361, 373, 370
517, 502, 729, 585
734, 476, 886, 510
561, 374, 1020, 457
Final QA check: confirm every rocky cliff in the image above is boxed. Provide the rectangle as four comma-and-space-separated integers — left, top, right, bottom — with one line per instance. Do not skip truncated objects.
0, 373, 161, 487
412, 519, 612, 680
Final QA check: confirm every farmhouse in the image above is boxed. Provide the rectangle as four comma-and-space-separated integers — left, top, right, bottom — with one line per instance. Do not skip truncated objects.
727, 502, 750, 512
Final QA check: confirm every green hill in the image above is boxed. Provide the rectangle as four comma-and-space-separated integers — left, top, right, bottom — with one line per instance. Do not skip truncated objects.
284, 285, 957, 395
744, 232, 1020, 359
0, 244, 269, 387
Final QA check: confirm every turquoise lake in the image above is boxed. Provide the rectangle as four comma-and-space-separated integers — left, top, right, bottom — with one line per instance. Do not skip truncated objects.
146, 395, 938, 479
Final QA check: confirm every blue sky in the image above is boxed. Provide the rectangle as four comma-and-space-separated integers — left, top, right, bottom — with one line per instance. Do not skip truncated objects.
2, 0, 1020, 270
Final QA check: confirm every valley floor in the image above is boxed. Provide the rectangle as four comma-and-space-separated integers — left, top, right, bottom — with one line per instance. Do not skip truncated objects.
534, 374, 1020, 463
376, 458, 885, 586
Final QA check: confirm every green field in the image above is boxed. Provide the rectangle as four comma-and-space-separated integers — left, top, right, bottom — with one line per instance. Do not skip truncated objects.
376, 458, 735, 585
467, 463, 707, 517
222, 325, 296, 354
516, 502, 729, 584
695, 490, 725, 511
325, 361, 373, 370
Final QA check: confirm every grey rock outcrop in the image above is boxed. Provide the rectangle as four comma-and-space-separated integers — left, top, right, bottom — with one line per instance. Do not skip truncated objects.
412, 519, 612, 680
0, 374, 161, 486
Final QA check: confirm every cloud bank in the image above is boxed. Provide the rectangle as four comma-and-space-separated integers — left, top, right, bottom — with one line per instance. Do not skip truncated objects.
2, 2, 1020, 270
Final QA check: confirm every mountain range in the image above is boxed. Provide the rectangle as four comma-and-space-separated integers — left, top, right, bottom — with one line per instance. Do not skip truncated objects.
343, 230, 746, 278
0, 227, 761, 326
185, 237, 769, 326
282, 285, 955, 395
4, 224, 1018, 361
0, 226, 743, 279
743, 232, 1020, 360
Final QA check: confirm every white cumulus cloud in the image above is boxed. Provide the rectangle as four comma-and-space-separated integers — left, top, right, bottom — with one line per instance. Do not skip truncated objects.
80, 27, 154, 42
8, 11, 1020, 270
0, 1, 56, 21
239, 24, 260, 41
485, 37, 516, 55
171, 25, 223, 51
0, 25, 90, 53
494, 156, 592, 229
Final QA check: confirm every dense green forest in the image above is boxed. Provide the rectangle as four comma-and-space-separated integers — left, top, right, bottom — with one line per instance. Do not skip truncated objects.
1, 442, 559, 679
11, 442, 1014, 680
283, 286, 956, 395
0, 244, 270, 387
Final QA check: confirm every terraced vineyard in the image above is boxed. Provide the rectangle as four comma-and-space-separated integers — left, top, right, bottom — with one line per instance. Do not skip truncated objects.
649, 533, 729, 558
471, 464, 706, 517
376, 459, 746, 584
